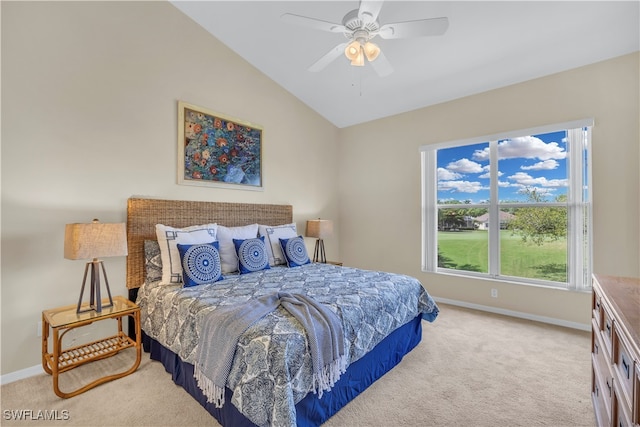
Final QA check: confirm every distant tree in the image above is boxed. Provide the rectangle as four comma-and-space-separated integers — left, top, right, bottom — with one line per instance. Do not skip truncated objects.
437, 199, 487, 230
508, 188, 567, 245
439, 209, 465, 229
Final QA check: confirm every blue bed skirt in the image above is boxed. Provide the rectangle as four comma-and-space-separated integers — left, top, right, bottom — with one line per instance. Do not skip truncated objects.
143, 315, 422, 426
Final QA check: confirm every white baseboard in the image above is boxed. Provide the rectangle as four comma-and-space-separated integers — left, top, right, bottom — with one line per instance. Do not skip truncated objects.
433, 297, 591, 331
1, 364, 44, 385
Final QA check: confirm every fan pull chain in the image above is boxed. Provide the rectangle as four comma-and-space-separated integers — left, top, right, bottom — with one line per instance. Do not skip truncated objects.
350, 67, 363, 97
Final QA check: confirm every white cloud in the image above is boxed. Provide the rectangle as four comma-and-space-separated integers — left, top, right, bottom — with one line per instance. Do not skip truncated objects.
507, 172, 568, 188
473, 136, 566, 161
438, 180, 486, 193
498, 180, 518, 187
437, 167, 462, 181
446, 158, 484, 173
521, 159, 559, 171
479, 168, 503, 179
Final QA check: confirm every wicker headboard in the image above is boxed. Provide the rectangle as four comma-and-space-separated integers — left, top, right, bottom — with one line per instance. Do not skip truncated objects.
126, 197, 293, 289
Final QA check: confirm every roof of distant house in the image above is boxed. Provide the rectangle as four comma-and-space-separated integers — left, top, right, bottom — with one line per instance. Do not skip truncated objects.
474, 211, 516, 222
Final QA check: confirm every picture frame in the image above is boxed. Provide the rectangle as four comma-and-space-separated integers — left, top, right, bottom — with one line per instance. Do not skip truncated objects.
177, 101, 263, 190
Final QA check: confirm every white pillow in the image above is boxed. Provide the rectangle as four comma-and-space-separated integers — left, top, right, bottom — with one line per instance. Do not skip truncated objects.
216, 224, 259, 274
258, 223, 297, 266
155, 223, 218, 284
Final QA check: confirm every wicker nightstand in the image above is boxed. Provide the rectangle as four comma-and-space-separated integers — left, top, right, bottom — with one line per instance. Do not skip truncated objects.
41, 296, 141, 398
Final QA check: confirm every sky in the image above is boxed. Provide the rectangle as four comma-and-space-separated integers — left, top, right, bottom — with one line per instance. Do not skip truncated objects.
437, 130, 568, 204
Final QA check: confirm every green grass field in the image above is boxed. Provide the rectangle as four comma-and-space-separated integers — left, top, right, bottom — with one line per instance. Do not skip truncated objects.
438, 230, 567, 282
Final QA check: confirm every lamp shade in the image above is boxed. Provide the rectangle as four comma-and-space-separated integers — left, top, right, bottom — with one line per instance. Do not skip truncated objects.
64, 220, 128, 260
306, 219, 333, 239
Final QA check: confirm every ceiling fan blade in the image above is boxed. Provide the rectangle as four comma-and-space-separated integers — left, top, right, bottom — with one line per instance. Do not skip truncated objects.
308, 42, 349, 72
358, 0, 384, 24
281, 13, 346, 33
370, 50, 393, 77
379, 17, 449, 39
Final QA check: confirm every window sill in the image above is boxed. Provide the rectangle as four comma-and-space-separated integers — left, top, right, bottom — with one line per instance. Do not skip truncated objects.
422, 268, 592, 293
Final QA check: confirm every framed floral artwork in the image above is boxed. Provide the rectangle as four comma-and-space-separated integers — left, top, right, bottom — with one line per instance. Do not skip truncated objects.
178, 101, 263, 190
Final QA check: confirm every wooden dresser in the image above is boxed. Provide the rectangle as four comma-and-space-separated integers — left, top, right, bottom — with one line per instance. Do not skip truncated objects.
591, 274, 640, 427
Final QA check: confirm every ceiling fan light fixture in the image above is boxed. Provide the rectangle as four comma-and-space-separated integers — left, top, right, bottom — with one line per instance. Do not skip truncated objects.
282, 2, 449, 76
350, 50, 364, 66
344, 40, 361, 61
363, 41, 380, 62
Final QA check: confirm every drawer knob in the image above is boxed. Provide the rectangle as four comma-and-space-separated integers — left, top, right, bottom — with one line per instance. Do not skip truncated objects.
621, 353, 630, 379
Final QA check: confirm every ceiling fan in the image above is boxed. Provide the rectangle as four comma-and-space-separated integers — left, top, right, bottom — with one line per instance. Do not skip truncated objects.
281, 1, 449, 77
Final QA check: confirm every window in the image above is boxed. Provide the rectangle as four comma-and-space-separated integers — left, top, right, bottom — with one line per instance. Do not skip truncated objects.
421, 120, 593, 291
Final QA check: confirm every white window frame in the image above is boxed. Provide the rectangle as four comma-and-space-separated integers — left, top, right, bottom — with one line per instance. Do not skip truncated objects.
420, 119, 593, 291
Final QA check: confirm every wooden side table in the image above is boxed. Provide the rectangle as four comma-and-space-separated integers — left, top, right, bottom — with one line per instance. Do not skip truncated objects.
42, 296, 141, 398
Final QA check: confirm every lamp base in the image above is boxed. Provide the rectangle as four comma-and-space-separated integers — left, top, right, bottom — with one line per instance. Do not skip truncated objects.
77, 260, 114, 313
312, 239, 326, 264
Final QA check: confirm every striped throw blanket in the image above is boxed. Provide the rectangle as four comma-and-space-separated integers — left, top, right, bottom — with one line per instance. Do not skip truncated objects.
194, 292, 347, 408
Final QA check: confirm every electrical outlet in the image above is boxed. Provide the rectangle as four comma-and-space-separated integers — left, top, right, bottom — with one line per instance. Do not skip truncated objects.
37, 321, 42, 337
491, 288, 498, 298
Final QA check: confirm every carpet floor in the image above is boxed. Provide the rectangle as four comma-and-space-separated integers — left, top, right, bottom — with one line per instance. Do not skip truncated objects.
1, 304, 596, 426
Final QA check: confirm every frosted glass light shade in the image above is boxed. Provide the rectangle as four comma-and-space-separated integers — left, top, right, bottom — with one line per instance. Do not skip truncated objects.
351, 50, 364, 66
344, 41, 361, 61
364, 42, 380, 61
345, 41, 364, 66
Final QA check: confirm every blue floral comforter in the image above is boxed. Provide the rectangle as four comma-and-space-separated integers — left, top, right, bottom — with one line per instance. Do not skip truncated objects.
136, 263, 438, 427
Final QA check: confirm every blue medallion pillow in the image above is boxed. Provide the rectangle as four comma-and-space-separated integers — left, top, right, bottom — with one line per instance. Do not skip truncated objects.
176, 241, 223, 287
233, 236, 271, 274
279, 236, 311, 268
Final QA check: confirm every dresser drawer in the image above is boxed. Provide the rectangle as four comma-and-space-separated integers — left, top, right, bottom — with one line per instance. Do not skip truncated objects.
601, 302, 615, 357
613, 324, 636, 410
591, 364, 613, 426
634, 360, 640, 424
613, 381, 633, 427
593, 322, 612, 382
593, 289, 604, 329
593, 365, 612, 424
593, 329, 614, 422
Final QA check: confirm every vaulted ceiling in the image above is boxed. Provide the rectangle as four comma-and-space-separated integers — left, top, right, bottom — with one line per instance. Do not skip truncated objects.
172, 1, 640, 128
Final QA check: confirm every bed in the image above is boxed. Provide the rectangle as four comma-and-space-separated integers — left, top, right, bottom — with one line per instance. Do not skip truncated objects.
126, 197, 439, 427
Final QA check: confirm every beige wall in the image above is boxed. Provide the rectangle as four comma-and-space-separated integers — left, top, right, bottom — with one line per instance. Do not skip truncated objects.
338, 52, 640, 326
1, 1, 339, 375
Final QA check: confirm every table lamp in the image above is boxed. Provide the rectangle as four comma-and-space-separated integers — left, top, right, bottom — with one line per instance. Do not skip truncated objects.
305, 219, 333, 263
64, 219, 128, 313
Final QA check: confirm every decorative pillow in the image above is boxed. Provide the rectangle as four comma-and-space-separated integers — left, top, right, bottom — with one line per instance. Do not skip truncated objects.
176, 242, 223, 287
155, 223, 218, 283
216, 224, 259, 274
279, 236, 311, 268
233, 237, 270, 274
144, 240, 162, 284
258, 223, 297, 266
